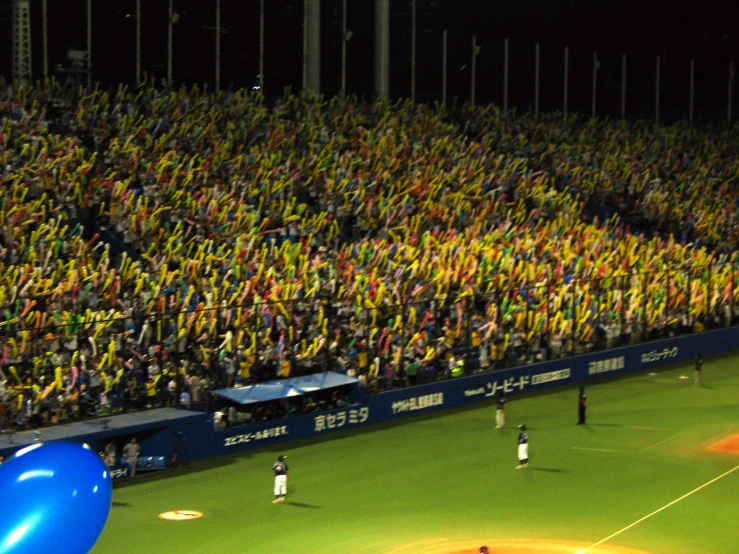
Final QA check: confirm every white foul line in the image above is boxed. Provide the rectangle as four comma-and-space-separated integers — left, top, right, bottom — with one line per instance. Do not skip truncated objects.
640, 432, 684, 452
626, 426, 674, 432
576, 464, 739, 554
571, 447, 626, 453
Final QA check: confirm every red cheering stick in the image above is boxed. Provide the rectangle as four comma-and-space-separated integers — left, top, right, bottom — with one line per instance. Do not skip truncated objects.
87, 233, 101, 246
419, 311, 433, 328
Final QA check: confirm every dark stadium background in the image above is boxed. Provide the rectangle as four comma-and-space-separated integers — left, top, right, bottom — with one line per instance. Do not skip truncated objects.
0, 0, 736, 121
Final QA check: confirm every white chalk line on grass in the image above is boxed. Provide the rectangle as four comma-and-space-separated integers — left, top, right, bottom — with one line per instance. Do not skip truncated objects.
571, 447, 627, 453
572, 429, 683, 455
626, 426, 675, 432
575, 464, 739, 554
640, 432, 684, 452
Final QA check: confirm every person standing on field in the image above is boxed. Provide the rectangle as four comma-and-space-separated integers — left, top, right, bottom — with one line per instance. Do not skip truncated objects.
272, 455, 289, 503
578, 387, 587, 424
694, 353, 703, 386
516, 424, 529, 469
496, 392, 505, 429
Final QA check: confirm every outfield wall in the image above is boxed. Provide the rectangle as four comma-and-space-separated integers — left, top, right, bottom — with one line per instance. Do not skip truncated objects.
5, 327, 735, 469
215, 326, 738, 455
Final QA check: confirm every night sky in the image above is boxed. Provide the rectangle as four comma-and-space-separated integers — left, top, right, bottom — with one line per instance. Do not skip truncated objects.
0, 0, 736, 121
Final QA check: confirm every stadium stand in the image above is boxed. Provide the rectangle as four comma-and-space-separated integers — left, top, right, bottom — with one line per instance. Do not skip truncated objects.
1, 80, 738, 429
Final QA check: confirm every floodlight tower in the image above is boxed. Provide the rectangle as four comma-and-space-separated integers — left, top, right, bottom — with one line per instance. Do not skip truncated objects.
12, 0, 32, 88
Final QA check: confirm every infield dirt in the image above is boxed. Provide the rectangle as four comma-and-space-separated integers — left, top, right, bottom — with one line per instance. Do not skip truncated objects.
707, 433, 739, 454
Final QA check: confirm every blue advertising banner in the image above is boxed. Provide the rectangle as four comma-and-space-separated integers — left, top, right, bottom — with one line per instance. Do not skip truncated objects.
216, 405, 373, 455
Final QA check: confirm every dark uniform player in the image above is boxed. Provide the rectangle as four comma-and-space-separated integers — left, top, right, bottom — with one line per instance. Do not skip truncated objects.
578, 387, 587, 424
479, 547, 489, 554
272, 455, 289, 503
694, 353, 703, 386
516, 424, 528, 469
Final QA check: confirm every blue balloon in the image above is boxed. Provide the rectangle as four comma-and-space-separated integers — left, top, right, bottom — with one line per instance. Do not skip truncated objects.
0, 442, 112, 554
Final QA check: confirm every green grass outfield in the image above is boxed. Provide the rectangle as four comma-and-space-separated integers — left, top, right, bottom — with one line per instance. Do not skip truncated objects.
94, 355, 739, 554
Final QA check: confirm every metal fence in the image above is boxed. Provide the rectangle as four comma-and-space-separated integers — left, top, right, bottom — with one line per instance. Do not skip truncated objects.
3, 0, 736, 123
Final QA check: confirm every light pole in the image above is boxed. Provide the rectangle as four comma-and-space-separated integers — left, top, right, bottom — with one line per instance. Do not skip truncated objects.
655, 55, 661, 125
167, 0, 176, 85
689, 58, 695, 122
259, 0, 264, 95
591, 51, 598, 119
411, 0, 416, 103
341, 0, 347, 98
621, 54, 626, 118
136, 0, 141, 84
563, 46, 569, 119
87, 0, 92, 89
503, 38, 509, 113
729, 61, 735, 123
215, 0, 221, 92
442, 29, 447, 105
42, 0, 48, 80
471, 35, 479, 106
534, 43, 540, 118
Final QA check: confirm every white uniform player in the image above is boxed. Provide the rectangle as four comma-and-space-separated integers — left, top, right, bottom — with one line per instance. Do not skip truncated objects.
272, 455, 289, 503
496, 393, 505, 429
122, 438, 140, 477
516, 425, 528, 469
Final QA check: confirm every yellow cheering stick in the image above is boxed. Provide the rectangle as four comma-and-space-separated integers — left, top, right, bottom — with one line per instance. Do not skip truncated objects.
195, 316, 207, 336
107, 338, 116, 364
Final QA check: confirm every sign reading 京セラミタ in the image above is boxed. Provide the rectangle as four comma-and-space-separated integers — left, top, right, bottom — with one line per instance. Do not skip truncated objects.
314, 407, 369, 433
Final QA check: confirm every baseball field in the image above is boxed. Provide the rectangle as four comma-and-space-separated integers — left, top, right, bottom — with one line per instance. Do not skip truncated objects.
93, 355, 739, 554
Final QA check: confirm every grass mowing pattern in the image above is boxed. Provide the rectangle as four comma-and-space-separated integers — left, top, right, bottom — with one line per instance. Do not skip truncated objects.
94, 356, 739, 554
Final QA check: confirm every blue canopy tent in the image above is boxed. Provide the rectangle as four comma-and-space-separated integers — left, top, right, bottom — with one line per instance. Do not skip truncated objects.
212, 372, 360, 406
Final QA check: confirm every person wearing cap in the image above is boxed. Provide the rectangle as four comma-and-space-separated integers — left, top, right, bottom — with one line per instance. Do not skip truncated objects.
495, 392, 505, 429
272, 455, 289, 503
694, 352, 703, 386
577, 387, 587, 425
479, 547, 489, 554
122, 437, 140, 477
516, 425, 529, 469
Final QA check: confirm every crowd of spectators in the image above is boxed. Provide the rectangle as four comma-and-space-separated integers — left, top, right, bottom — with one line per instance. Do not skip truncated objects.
1, 78, 739, 430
